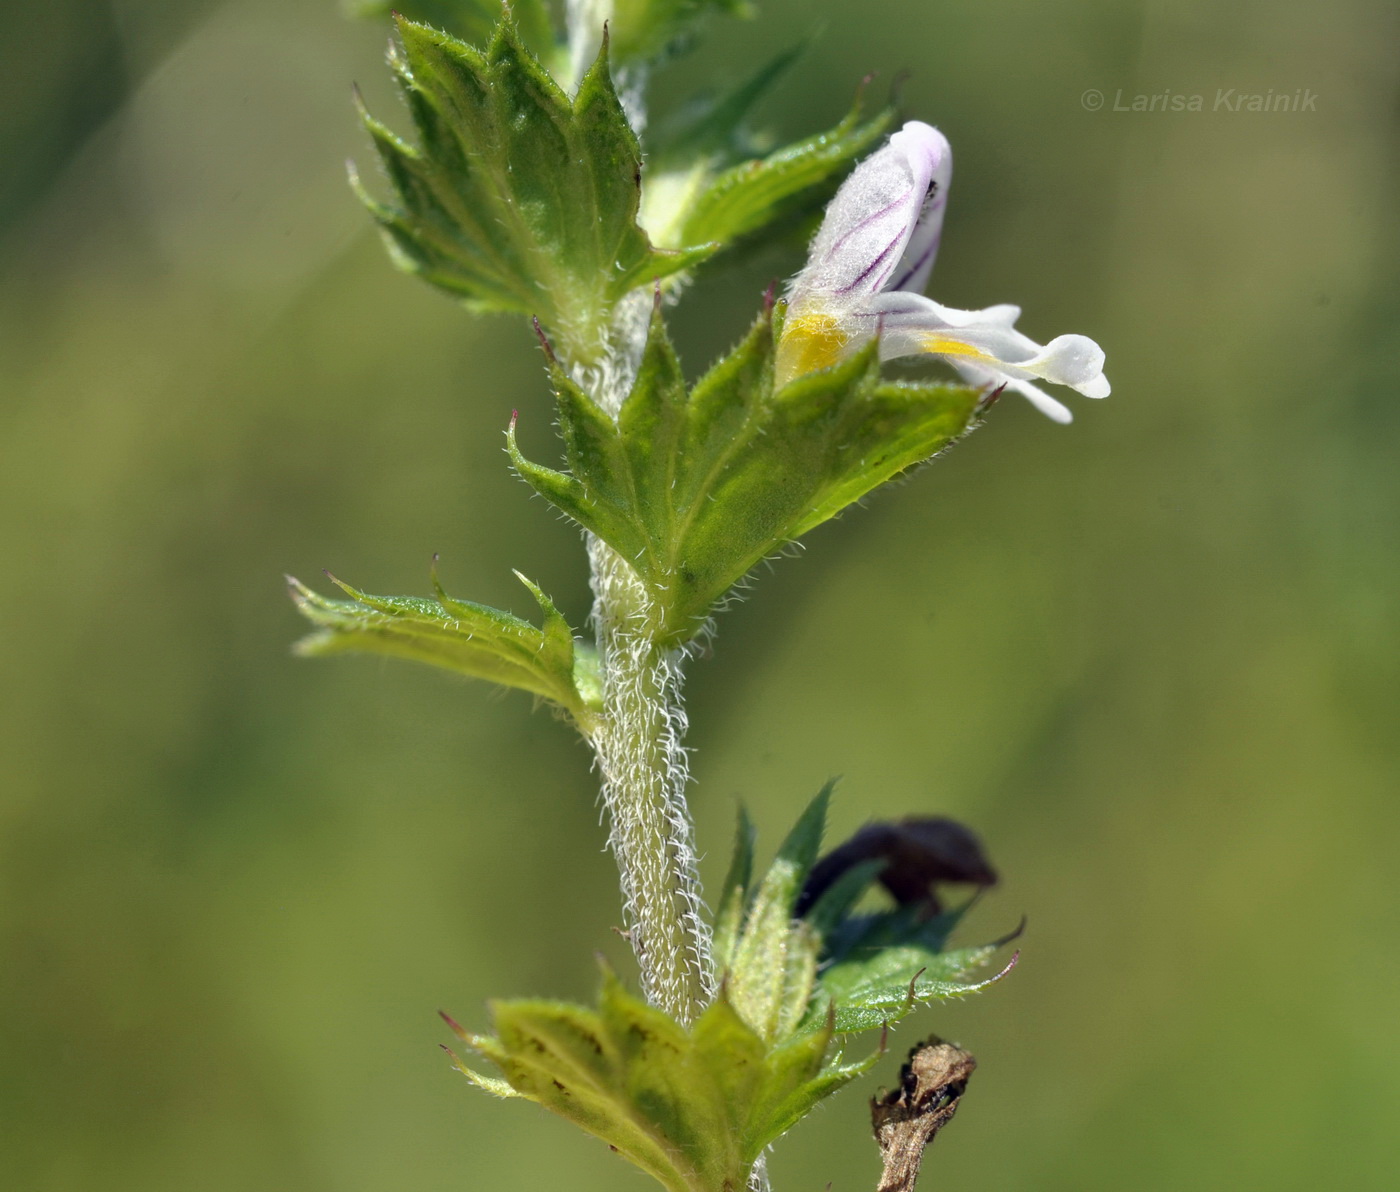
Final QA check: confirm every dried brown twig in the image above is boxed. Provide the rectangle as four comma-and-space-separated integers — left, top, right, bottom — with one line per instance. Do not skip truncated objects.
870, 1039, 977, 1192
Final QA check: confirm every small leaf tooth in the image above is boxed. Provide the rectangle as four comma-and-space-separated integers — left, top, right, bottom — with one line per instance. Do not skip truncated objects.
441, 1048, 521, 1099
990, 951, 1020, 983
904, 966, 928, 1011
441, 1044, 477, 1077
439, 1009, 471, 1041
324, 571, 359, 599
531, 317, 558, 363
429, 553, 449, 602
978, 381, 1008, 412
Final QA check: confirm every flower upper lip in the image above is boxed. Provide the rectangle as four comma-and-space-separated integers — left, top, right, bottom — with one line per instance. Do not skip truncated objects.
776, 120, 1109, 423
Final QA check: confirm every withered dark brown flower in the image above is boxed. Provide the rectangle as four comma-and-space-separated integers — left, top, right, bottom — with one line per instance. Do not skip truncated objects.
796, 816, 997, 917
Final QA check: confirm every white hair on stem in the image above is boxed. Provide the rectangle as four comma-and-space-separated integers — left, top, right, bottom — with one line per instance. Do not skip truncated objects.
554, 275, 715, 1023
584, 534, 716, 1020
551, 23, 763, 1181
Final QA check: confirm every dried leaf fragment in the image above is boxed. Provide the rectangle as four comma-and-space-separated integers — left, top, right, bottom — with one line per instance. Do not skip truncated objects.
870, 1038, 976, 1192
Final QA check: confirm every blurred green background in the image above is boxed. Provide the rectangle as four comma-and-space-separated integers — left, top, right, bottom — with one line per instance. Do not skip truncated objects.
2, 0, 1397, 1189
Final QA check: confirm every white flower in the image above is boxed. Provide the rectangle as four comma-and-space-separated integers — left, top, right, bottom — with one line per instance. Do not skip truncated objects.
775, 121, 1109, 423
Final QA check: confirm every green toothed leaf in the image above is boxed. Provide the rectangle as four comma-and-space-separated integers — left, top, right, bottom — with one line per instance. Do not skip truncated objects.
813, 905, 1021, 1033
820, 951, 1017, 1034
289, 571, 600, 722
751, 1021, 880, 1141
643, 76, 892, 256
492, 996, 693, 1190
442, 1046, 524, 1098
716, 794, 1019, 1042
648, 42, 807, 169
509, 302, 981, 644
673, 93, 892, 250
349, 0, 559, 68
723, 784, 829, 1042
355, 14, 714, 365
712, 806, 758, 974
457, 971, 872, 1192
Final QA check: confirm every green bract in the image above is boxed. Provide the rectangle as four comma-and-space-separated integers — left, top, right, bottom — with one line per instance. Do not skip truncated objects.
717, 786, 828, 1042
509, 301, 982, 644
289, 571, 601, 722
643, 57, 893, 254
353, 15, 712, 364
446, 969, 875, 1192
813, 907, 1018, 1034
716, 787, 1017, 1039
351, 1, 560, 70
308, 5, 1029, 1183
438, 790, 1013, 1192
359, 0, 751, 73
673, 98, 891, 249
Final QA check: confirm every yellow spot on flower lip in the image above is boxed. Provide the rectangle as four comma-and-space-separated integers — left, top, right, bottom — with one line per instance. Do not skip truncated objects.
918, 334, 997, 364
775, 315, 1004, 389
775, 310, 851, 388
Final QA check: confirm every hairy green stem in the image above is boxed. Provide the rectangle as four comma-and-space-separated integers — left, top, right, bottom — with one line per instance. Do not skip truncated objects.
586, 537, 714, 1024
555, 274, 713, 1025
571, 305, 769, 1185
556, 7, 726, 1144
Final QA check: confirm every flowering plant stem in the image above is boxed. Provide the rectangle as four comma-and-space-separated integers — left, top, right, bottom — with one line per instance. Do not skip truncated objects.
293, 4, 1103, 1185
560, 14, 717, 1015
587, 532, 713, 1025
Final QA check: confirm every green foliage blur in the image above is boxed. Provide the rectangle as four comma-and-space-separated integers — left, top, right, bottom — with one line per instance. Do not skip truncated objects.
1, 0, 1396, 1189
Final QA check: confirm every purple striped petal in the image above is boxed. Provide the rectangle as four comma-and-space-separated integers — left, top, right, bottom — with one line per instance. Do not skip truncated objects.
887, 124, 952, 295
788, 121, 949, 304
